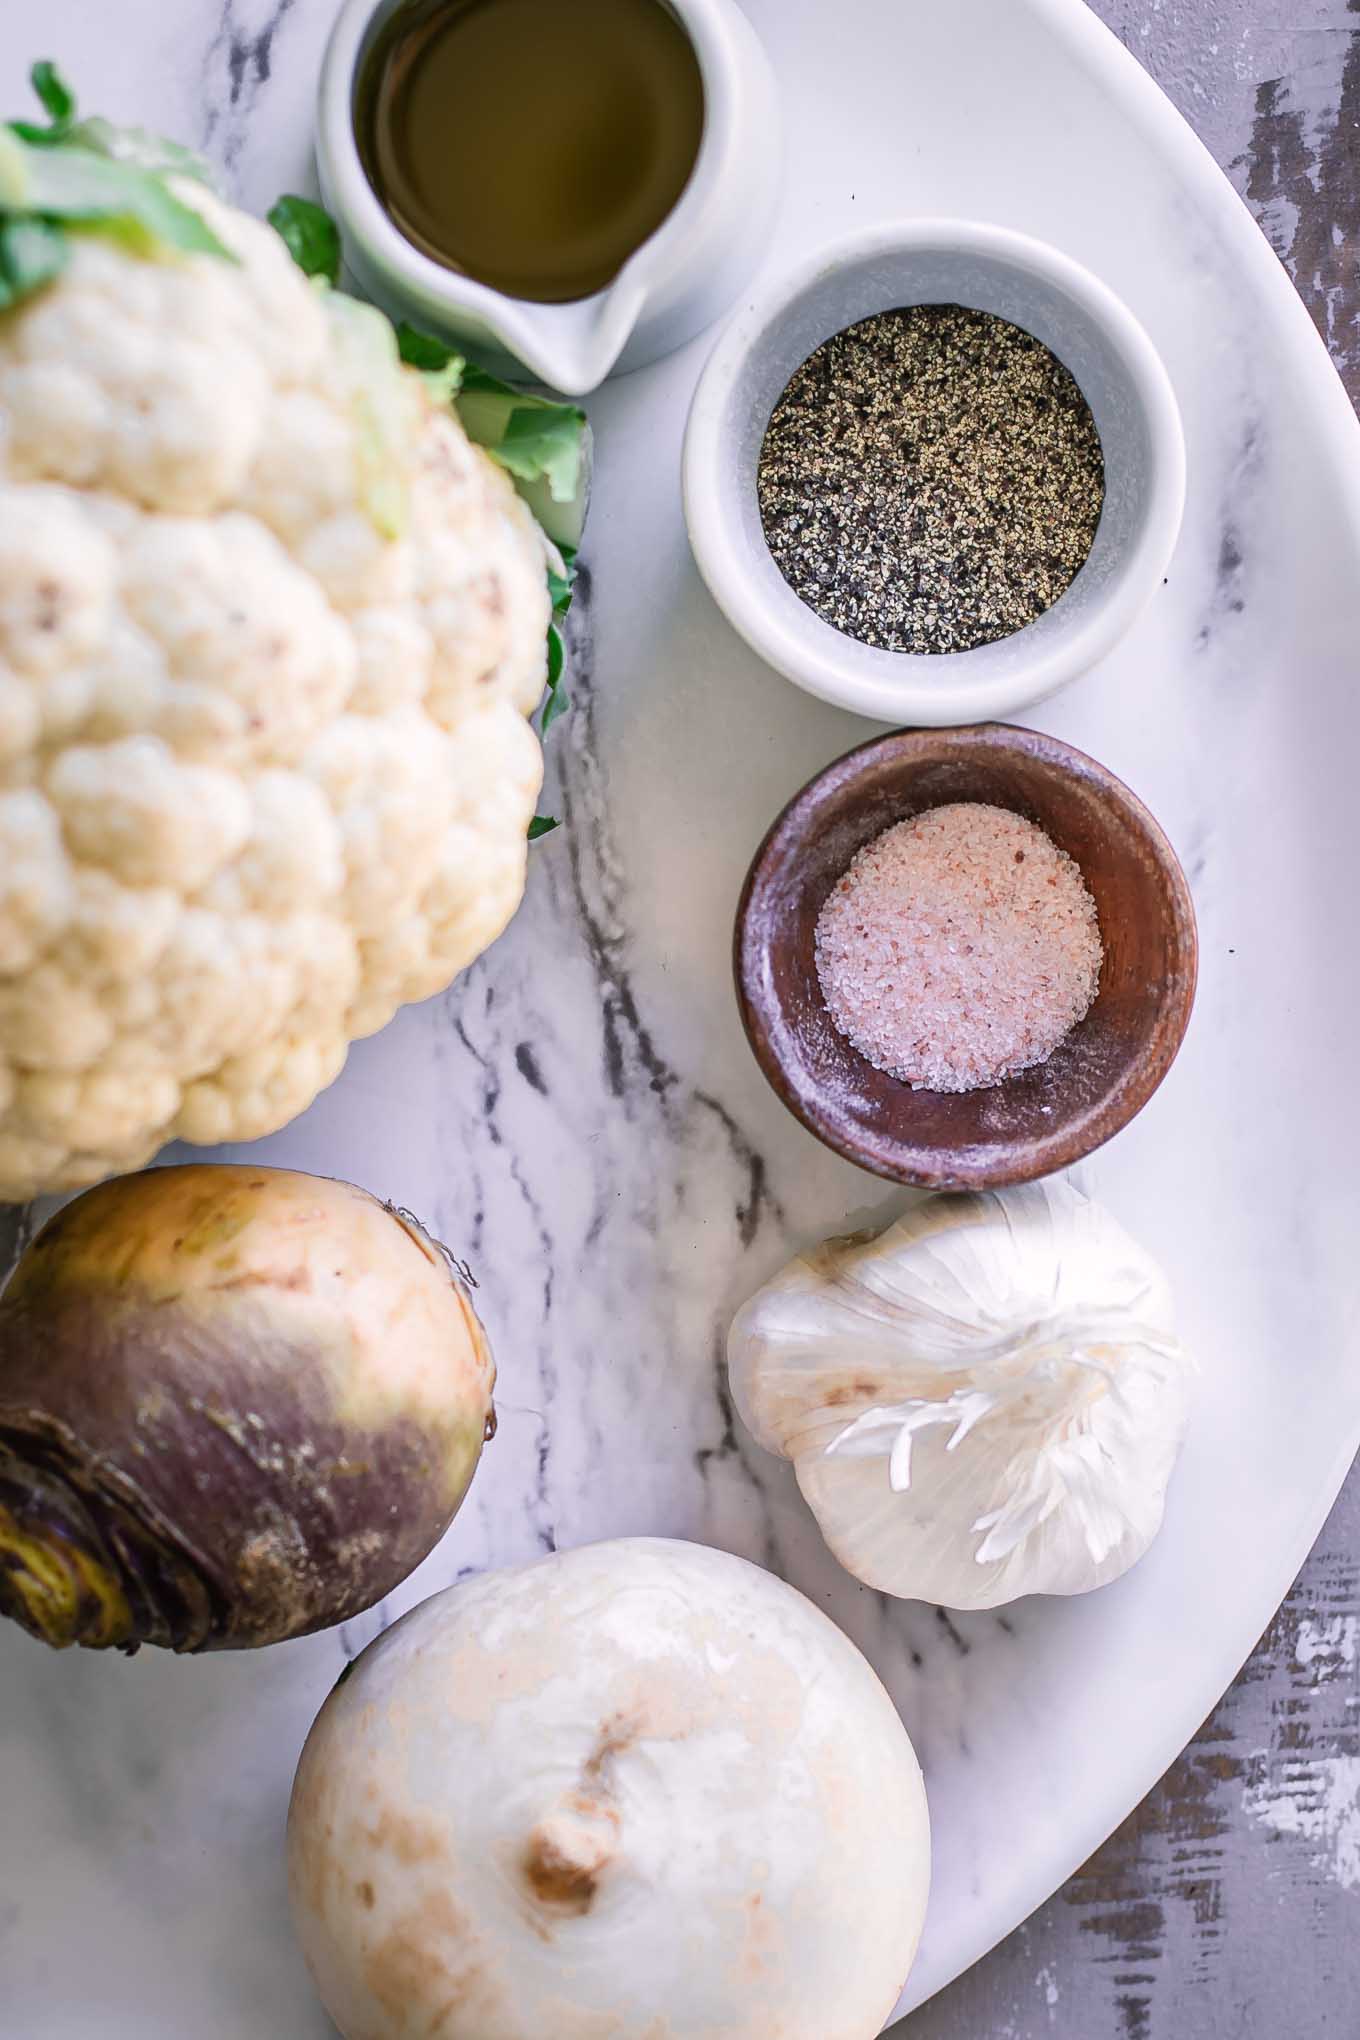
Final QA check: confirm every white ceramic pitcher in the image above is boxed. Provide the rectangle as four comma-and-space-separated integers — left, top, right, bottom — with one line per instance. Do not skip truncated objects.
316, 0, 782, 394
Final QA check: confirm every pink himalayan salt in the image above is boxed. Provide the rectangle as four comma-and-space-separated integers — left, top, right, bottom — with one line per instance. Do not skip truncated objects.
815, 802, 1103, 1093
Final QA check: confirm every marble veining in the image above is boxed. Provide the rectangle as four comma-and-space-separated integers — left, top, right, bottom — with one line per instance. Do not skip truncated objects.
2, 1, 1359, 2036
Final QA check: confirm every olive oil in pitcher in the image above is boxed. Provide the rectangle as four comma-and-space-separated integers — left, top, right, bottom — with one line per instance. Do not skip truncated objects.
356, 0, 706, 304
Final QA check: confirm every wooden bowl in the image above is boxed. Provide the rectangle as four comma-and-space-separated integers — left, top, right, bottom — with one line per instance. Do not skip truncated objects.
734, 725, 1198, 1189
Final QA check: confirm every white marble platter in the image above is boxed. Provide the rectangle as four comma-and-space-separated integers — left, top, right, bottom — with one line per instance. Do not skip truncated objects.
2, 0, 1359, 2032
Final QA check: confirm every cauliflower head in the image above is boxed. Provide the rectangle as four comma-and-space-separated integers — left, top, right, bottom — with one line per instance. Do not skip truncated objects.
0, 185, 550, 1200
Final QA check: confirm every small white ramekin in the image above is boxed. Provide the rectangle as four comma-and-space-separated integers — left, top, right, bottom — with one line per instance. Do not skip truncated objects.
682, 220, 1186, 724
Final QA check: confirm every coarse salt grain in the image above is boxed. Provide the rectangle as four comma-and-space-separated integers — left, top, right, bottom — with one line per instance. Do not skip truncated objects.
814, 802, 1103, 1093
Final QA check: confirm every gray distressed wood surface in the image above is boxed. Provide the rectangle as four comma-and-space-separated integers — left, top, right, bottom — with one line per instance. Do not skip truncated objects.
0, 5, 1354, 2035
898, 5, 1360, 2034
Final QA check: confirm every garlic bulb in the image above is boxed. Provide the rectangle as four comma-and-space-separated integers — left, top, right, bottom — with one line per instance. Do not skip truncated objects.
729, 1181, 1191, 1609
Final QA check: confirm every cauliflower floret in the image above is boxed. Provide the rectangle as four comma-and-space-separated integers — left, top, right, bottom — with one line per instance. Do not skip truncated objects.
119, 513, 358, 759
0, 789, 76, 972
0, 487, 117, 680
0, 675, 41, 763
55, 869, 180, 983
47, 736, 254, 890
0, 186, 550, 1200
0, 959, 114, 1072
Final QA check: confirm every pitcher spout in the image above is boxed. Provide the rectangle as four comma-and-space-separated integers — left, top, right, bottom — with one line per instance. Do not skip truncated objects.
491, 281, 649, 396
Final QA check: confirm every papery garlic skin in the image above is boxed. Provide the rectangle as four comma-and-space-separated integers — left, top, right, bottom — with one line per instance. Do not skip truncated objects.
728, 1181, 1191, 1610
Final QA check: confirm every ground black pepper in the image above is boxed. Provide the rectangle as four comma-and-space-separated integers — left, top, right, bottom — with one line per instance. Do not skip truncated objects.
757, 304, 1105, 655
